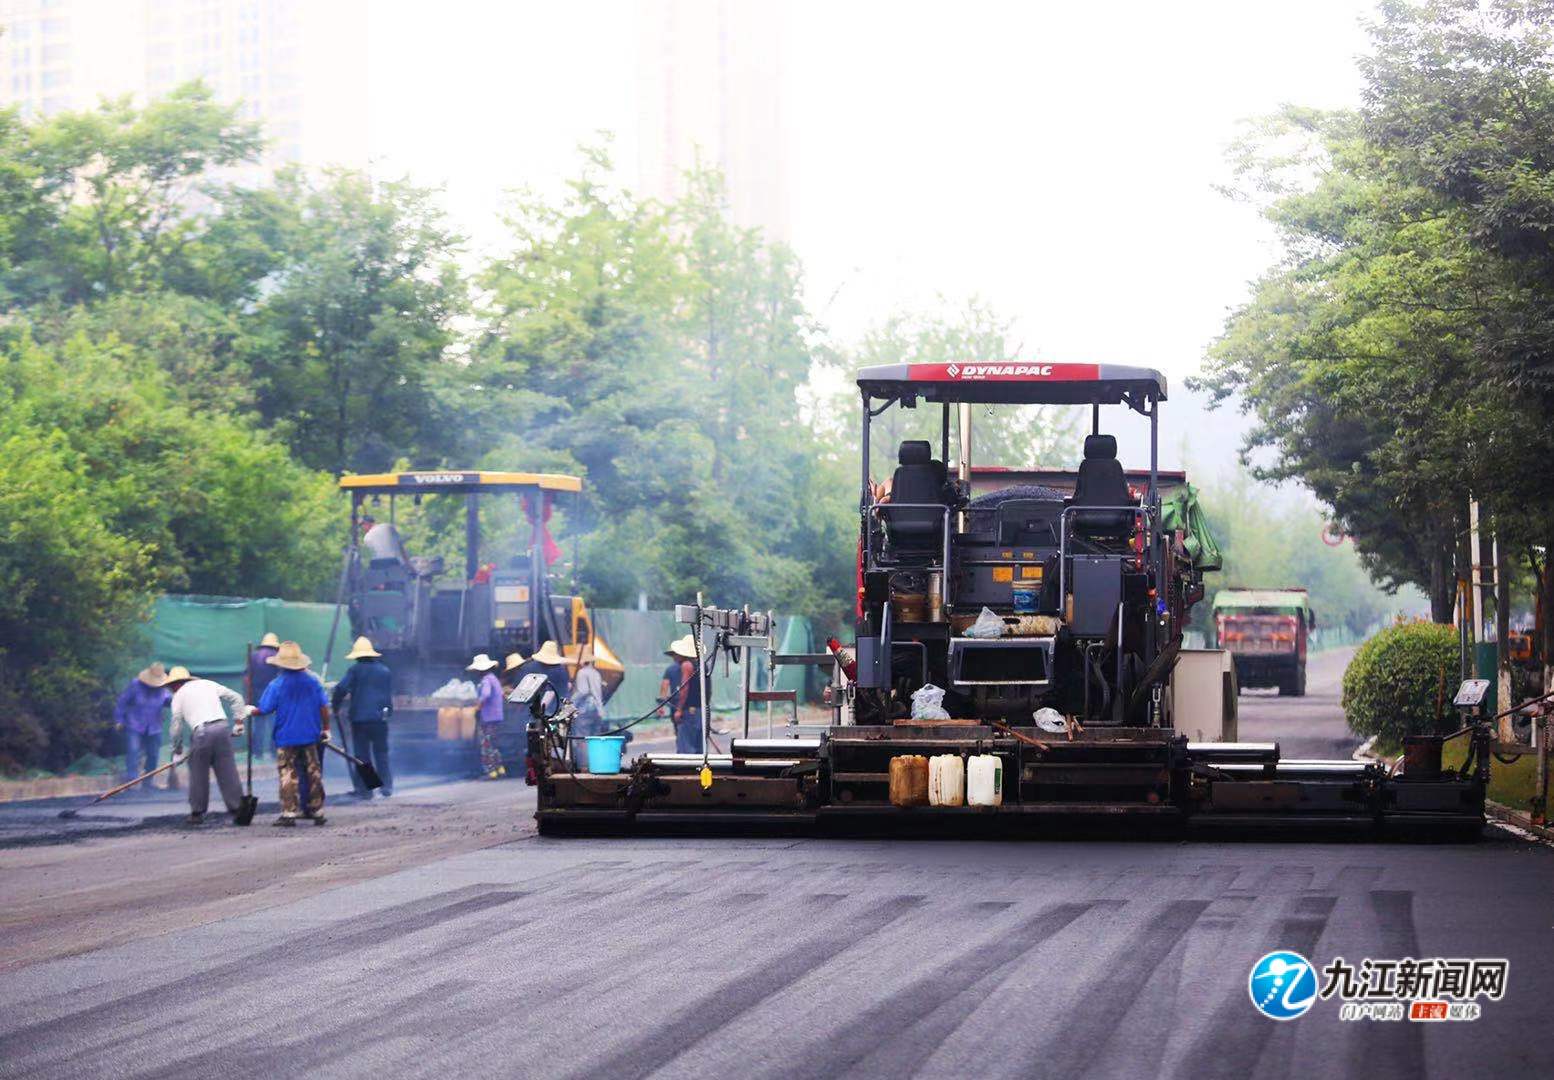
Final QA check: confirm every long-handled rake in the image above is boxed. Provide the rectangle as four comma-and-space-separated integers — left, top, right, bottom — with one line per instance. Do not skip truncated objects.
58, 754, 191, 819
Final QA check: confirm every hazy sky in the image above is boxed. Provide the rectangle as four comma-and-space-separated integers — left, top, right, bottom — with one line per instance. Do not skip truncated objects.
368, 0, 1380, 475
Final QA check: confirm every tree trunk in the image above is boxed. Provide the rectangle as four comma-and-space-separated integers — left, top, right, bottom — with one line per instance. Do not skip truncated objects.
1496, 534, 1512, 712
1429, 535, 1456, 624
1542, 527, 1554, 698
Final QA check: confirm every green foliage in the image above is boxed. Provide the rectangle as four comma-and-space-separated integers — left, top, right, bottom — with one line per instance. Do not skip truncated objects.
0, 324, 341, 769
471, 151, 860, 622
0, 424, 153, 770
1194, 1, 1554, 624
1191, 468, 1415, 640
243, 168, 467, 475
1341, 620, 1460, 745
0, 83, 263, 306
812, 300, 1081, 473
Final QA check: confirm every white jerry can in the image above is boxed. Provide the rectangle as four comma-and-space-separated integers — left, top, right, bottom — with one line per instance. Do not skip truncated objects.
967, 754, 1004, 807
928, 754, 965, 806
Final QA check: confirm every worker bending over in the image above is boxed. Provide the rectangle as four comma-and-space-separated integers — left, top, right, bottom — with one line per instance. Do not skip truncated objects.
163, 666, 251, 825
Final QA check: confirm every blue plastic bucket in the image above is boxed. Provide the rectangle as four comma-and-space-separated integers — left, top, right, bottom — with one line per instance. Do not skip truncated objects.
585, 735, 626, 775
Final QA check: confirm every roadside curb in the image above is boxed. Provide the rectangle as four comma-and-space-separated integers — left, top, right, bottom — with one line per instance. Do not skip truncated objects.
1485, 799, 1554, 843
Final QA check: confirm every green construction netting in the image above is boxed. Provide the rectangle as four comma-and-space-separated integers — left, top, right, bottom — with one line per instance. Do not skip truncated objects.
143, 595, 348, 694
139, 596, 818, 716
1161, 483, 1222, 572
591, 608, 818, 719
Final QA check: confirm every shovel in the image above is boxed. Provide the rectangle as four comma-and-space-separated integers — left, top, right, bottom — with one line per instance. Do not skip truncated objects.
233, 643, 260, 826
233, 717, 260, 826
320, 736, 383, 790
59, 754, 190, 818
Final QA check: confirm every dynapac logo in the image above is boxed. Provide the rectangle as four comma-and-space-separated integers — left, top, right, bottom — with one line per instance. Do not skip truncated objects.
947, 363, 1054, 379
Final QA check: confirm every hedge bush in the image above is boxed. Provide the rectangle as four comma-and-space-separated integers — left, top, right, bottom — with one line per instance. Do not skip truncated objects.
1341, 621, 1460, 746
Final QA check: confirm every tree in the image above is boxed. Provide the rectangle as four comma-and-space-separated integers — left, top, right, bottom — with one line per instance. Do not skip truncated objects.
243, 168, 467, 476
0, 83, 262, 307
473, 150, 859, 620
1195, 20, 1554, 624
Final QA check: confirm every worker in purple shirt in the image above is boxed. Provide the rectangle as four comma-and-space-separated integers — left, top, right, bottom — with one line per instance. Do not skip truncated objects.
469, 653, 505, 779
245, 632, 281, 756
114, 662, 172, 791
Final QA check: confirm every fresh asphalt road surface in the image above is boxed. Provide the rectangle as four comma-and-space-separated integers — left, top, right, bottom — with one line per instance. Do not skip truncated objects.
1236, 647, 1364, 759
2, 649, 1552, 1080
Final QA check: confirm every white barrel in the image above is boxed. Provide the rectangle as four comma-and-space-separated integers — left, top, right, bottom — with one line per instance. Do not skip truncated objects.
967, 754, 1003, 807
928, 754, 965, 807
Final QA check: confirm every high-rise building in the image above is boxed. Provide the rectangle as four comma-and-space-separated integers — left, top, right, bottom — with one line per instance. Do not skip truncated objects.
0, 0, 369, 176
636, 0, 789, 243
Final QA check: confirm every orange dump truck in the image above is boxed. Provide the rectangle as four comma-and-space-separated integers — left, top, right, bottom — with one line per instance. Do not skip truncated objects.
1212, 588, 1314, 696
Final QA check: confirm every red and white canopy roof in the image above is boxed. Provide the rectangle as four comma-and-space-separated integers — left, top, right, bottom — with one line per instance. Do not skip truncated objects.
856, 361, 1167, 405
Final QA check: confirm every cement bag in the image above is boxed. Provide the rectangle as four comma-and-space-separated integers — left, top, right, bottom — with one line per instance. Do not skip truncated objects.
964, 606, 1004, 639
910, 683, 950, 721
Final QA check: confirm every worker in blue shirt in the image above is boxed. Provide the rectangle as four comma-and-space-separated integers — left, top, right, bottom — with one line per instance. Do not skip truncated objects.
331, 636, 394, 798
255, 641, 330, 827
114, 662, 172, 790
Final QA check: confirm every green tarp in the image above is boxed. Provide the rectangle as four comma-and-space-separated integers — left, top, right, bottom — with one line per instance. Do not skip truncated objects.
1161, 483, 1222, 571
144, 595, 348, 694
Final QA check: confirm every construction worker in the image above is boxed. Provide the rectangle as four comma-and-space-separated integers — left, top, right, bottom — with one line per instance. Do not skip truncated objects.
331, 636, 394, 798
114, 662, 171, 792
162, 666, 251, 825
570, 645, 606, 749
500, 653, 527, 723
528, 640, 572, 703
255, 641, 330, 826
666, 634, 704, 754
658, 641, 685, 717
245, 632, 280, 756
469, 654, 505, 778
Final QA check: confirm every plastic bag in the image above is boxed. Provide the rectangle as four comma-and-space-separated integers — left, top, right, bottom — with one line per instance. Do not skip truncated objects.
910, 683, 950, 721
1033, 707, 1068, 734
430, 678, 478, 702
964, 606, 1005, 639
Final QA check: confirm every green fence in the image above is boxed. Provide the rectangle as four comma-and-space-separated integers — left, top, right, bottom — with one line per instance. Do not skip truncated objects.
140, 595, 346, 694
138, 596, 819, 715
592, 608, 819, 720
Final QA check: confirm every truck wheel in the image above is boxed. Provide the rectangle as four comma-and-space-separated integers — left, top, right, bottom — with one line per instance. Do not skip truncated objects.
1291, 666, 1307, 697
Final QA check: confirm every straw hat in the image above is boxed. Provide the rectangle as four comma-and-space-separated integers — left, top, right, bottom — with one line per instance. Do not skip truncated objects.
259, 632, 281, 648
531, 641, 566, 666
345, 636, 381, 660
467, 653, 499, 672
137, 662, 167, 687
503, 652, 526, 673
160, 665, 195, 688
665, 634, 698, 661
266, 641, 311, 670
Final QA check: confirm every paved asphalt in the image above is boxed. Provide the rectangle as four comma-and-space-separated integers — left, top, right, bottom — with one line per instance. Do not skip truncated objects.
2, 650, 1552, 1079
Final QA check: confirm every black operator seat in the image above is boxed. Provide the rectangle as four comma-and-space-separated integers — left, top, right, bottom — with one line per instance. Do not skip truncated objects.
1069, 434, 1135, 537
885, 439, 949, 553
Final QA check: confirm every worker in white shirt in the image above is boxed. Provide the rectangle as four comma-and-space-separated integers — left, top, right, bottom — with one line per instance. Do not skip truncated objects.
162, 666, 253, 825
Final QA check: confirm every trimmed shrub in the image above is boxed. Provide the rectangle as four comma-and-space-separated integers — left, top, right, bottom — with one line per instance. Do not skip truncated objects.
1341, 621, 1460, 746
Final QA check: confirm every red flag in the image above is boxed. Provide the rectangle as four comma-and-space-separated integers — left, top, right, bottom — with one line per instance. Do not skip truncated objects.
522, 493, 563, 565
